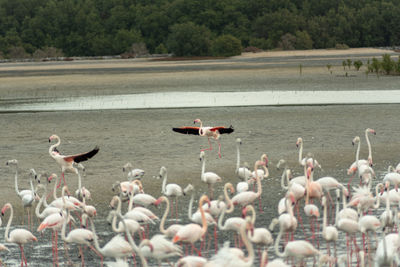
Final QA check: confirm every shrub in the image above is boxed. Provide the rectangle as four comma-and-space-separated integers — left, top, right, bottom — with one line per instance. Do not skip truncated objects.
295, 31, 313, 50
242, 46, 263, 53
211, 35, 242, 57
346, 59, 352, 69
278, 33, 296, 50
353, 60, 363, 71
8, 46, 30, 59
155, 43, 168, 54
381, 54, 394, 74
336, 43, 349, 49
371, 58, 380, 73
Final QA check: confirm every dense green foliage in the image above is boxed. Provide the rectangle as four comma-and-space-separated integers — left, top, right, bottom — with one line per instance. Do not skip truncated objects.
0, 0, 400, 58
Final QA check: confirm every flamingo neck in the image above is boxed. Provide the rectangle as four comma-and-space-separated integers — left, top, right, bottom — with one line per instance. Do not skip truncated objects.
254, 161, 262, 197
197, 120, 205, 136
35, 193, 45, 218
298, 140, 303, 165
61, 208, 69, 242
52, 174, 62, 200
247, 205, 256, 224
322, 200, 328, 233
240, 220, 254, 265
236, 142, 240, 172
305, 165, 310, 205
281, 166, 289, 190
365, 129, 373, 164
159, 197, 170, 234
373, 184, 381, 209
116, 212, 148, 267
161, 170, 167, 194
200, 155, 206, 181
218, 207, 226, 230
4, 204, 13, 243
223, 184, 233, 213
341, 187, 347, 209
111, 197, 123, 232
13, 165, 20, 196
88, 215, 103, 254
49, 136, 61, 157
128, 190, 134, 211
274, 224, 285, 258
198, 198, 208, 235
188, 191, 194, 220
355, 139, 361, 170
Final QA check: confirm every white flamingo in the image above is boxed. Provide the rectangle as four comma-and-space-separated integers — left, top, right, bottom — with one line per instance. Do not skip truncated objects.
199, 151, 222, 199
122, 162, 145, 180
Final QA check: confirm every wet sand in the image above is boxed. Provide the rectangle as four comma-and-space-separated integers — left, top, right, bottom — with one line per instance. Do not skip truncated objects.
0, 48, 400, 266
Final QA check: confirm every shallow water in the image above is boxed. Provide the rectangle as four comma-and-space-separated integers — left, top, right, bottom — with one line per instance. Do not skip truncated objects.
0, 104, 400, 266
1, 90, 400, 112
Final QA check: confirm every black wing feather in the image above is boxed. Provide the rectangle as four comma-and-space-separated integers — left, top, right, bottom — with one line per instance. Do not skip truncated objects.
172, 127, 200, 135
217, 125, 234, 134
73, 146, 99, 163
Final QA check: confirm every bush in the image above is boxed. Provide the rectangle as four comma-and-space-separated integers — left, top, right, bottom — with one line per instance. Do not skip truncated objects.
211, 35, 242, 57
249, 38, 273, 50
336, 43, 349, 49
167, 22, 211, 57
381, 54, 394, 74
33, 47, 64, 60
353, 60, 363, 71
295, 31, 313, 50
8, 46, 30, 59
155, 43, 168, 54
278, 33, 296, 50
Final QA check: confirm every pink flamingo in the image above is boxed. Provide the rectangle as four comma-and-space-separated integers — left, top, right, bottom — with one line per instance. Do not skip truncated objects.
296, 137, 322, 170
321, 196, 338, 264
235, 138, 252, 180
199, 151, 222, 199
172, 119, 234, 158
48, 134, 99, 188
347, 128, 376, 175
158, 166, 184, 219
231, 159, 266, 212
1, 203, 38, 267
173, 195, 211, 256
155, 196, 183, 238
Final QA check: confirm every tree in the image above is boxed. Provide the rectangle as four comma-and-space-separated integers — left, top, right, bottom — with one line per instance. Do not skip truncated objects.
167, 22, 211, 56
211, 34, 242, 57
295, 30, 313, 49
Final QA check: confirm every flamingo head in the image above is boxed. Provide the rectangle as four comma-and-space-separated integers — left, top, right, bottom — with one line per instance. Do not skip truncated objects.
226, 183, 235, 195
367, 128, 376, 135
296, 137, 302, 147
193, 118, 201, 124
154, 196, 165, 206
236, 138, 242, 145
368, 156, 373, 167
1, 203, 11, 216
352, 136, 360, 146
261, 154, 268, 167
5, 159, 18, 166
47, 173, 57, 183
49, 134, 58, 142
343, 187, 349, 197
245, 216, 254, 235
287, 192, 296, 206
347, 166, 357, 175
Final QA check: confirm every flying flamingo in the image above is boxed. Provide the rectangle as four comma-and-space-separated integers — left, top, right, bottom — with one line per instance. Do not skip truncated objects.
1, 203, 38, 267
122, 162, 145, 180
172, 119, 234, 158
173, 195, 211, 256
48, 134, 99, 188
157, 166, 184, 219
199, 151, 222, 199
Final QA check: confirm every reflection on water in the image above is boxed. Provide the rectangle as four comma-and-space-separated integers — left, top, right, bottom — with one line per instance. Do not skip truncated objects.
1, 90, 400, 112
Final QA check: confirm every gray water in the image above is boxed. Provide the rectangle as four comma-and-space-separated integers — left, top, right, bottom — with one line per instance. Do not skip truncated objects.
0, 104, 399, 266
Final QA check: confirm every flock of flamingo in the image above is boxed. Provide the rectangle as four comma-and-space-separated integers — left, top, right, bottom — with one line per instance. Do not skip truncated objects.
0, 123, 400, 267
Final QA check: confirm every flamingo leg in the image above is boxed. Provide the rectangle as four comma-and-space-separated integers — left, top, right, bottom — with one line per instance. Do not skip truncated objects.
200, 138, 213, 153
214, 224, 218, 253
88, 245, 103, 267
79, 246, 84, 267
217, 141, 221, 158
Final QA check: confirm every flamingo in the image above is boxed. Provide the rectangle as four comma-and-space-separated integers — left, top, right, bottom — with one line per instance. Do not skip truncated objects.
235, 138, 252, 180
173, 195, 211, 256
186, 184, 216, 226
358, 210, 380, 266
74, 163, 91, 201
48, 134, 99, 188
231, 159, 266, 212
110, 195, 155, 226
1, 203, 38, 267
139, 234, 183, 265
155, 196, 183, 238
349, 136, 375, 188
122, 162, 145, 180
206, 215, 255, 267
273, 207, 324, 265
176, 255, 207, 267
87, 214, 135, 265
172, 119, 234, 158
383, 166, 400, 191
296, 137, 322, 169
199, 151, 222, 199
347, 128, 376, 175
60, 187, 102, 266
251, 154, 269, 181
157, 166, 184, 219
321, 196, 338, 262
112, 211, 150, 267
112, 180, 143, 198
6, 160, 39, 226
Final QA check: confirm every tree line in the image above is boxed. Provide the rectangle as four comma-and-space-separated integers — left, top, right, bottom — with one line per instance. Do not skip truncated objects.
0, 0, 399, 58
